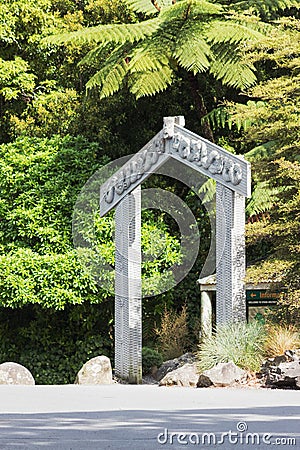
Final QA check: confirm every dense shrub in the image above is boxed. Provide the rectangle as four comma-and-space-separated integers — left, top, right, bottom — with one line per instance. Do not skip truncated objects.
142, 347, 163, 375
0, 304, 114, 384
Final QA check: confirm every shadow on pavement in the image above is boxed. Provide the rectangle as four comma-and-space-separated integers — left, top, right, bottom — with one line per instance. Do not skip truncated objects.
0, 405, 299, 449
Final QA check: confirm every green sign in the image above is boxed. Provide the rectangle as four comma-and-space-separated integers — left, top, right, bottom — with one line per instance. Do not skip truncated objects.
246, 289, 281, 304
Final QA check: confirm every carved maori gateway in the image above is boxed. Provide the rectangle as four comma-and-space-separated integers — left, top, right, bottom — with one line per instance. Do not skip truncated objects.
100, 116, 251, 383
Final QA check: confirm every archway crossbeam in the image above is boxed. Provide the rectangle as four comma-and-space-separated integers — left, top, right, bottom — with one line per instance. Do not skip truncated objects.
100, 116, 250, 217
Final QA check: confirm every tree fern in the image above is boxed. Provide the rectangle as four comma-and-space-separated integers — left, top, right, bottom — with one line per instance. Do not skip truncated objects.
47, 19, 160, 46
46, 0, 273, 99
227, 0, 300, 17
246, 181, 281, 216
85, 45, 130, 97
174, 20, 212, 73
128, 65, 174, 98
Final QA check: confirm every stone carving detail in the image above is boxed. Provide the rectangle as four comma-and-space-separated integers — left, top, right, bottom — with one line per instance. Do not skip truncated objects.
169, 133, 243, 186
104, 138, 164, 204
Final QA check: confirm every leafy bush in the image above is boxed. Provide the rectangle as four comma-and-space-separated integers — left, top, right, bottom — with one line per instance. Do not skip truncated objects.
264, 325, 300, 357
197, 321, 266, 373
142, 347, 163, 375
0, 304, 114, 384
155, 304, 190, 360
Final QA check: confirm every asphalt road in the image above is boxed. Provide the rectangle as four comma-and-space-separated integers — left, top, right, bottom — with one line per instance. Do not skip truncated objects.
0, 385, 299, 449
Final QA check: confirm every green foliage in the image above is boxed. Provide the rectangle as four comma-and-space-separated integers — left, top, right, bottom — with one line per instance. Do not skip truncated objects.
0, 57, 35, 101
0, 135, 115, 309
10, 88, 80, 137
48, 0, 272, 100
142, 347, 163, 375
0, 249, 103, 309
0, 135, 103, 253
245, 181, 281, 217
197, 321, 266, 372
228, 18, 300, 315
0, 304, 113, 384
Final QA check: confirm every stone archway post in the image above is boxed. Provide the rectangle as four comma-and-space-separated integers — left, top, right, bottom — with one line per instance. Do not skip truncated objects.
115, 186, 142, 383
216, 183, 246, 324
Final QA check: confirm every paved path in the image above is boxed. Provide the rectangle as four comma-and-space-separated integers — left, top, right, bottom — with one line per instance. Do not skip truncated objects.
0, 385, 299, 449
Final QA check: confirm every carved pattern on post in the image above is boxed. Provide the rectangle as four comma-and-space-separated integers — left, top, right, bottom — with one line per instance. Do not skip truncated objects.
115, 186, 142, 383
216, 182, 246, 325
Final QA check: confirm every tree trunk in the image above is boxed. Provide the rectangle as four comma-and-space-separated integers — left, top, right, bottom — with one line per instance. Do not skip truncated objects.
188, 74, 215, 143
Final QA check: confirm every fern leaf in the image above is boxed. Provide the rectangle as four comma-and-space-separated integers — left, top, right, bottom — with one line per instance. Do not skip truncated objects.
125, 0, 173, 14
246, 181, 281, 216
174, 20, 211, 74
85, 46, 130, 97
191, 0, 223, 16
78, 43, 108, 66
231, 0, 300, 17
210, 44, 257, 89
205, 20, 265, 45
129, 65, 173, 98
46, 19, 159, 46
129, 46, 170, 72
125, 0, 158, 15
201, 106, 229, 130
198, 178, 216, 204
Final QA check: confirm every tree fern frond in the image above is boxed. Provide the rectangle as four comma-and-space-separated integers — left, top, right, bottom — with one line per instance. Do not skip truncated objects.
129, 65, 173, 98
191, 0, 223, 16
174, 37, 211, 73
201, 106, 230, 130
85, 46, 130, 97
129, 46, 170, 73
125, 0, 174, 14
230, 0, 300, 17
210, 45, 257, 89
174, 20, 211, 73
198, 178, 216, 204
46, 19, 160, 46
78, 43, 108, 66
125, 0, 158, 15
205, 20, 265, 45
246, 181, 281, 216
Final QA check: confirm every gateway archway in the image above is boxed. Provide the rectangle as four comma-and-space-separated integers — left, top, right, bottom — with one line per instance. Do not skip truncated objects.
100, 116, 251, 383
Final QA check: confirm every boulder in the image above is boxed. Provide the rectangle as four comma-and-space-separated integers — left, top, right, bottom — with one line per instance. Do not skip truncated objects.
197, 361, 247, 387
0, 362, 35, 385
159, 362, 199, 387
75, 356, 113, 385
156, 353, 196, 381
259, 350, 300, 389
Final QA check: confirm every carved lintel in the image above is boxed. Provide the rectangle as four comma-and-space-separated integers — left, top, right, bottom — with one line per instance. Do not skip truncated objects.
169, 131, 243, 187
102, 135, 165, 207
